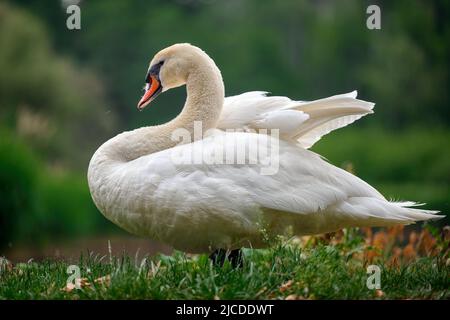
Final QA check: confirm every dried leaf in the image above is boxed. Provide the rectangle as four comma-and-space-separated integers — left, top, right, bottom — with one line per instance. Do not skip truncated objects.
417, 229, 437, 256
94, 274, 111, 287
148, 260, 161, 278
62, 282, 77, 293
285, 294, 298, 300
388, 226, 404, 242
255, 286, 267, 297
279, 280, 294, 293
61, 277, 90, 293
387, 247, 402, 267
77, 278, 90, 288
364, 246, 380, 264
402, 244, 417, 261
375, 289, 385, 298
373, 231, 388, 250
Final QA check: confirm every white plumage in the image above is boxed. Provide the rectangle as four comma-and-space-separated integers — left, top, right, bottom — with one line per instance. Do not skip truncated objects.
88, 43, 441, 253
219, 90, 374, 148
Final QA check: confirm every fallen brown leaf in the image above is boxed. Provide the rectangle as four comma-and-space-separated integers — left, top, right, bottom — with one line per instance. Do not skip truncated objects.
94, 274, 111, 287
255, 286, 267, 297
279, 280, 294, 293
147, 260, 161, 278
375, 289, 385, 298
61, 277, 90, 293
62, 282, 77, 293
78, 278, 90, 287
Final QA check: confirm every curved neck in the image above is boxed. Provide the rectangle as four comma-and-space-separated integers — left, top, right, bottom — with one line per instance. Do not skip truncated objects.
95, 57, 224, 164
174, 60, 225, 140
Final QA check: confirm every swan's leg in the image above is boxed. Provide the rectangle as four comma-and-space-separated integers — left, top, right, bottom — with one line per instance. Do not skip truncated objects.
227, 249, 244, 268
209, 249, 243, 268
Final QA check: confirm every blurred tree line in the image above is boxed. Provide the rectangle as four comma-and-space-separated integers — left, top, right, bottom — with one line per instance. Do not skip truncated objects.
4, 0, 450, 167
0, 0, 448, 249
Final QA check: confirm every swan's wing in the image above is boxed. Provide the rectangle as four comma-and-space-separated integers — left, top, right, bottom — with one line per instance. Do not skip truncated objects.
218, 91, 374, 148
218, 91, 296, 130
289, 92, 375, 148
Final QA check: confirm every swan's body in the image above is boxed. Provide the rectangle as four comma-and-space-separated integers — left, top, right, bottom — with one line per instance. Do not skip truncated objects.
88, 44, 441, 253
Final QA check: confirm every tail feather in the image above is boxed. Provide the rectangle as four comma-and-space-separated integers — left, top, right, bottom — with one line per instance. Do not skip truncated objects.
333, 197, 443, 228
393, 201, 442, 222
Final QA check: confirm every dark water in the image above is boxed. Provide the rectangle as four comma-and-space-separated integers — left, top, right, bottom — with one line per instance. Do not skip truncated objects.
3, 236, 172, 264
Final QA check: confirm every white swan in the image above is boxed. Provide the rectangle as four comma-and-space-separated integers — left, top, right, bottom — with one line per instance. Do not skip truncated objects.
88, 43, 441, 253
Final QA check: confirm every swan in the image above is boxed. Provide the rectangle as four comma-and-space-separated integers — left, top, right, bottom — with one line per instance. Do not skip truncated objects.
88, 43, 441, 256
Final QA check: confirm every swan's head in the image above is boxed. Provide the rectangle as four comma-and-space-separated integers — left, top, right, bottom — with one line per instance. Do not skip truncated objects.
137, 43, 211, 110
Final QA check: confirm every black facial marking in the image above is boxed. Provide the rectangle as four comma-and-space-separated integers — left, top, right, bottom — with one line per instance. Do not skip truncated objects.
145, 60, 164, 83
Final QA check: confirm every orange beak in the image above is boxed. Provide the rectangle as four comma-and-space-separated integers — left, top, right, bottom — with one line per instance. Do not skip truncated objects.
137, 75, 162, 110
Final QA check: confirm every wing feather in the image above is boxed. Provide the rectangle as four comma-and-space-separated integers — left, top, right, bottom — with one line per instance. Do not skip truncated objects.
218, 91, 374, 148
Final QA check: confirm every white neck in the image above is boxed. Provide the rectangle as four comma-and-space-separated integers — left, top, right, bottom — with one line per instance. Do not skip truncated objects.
91, 55, 224, 166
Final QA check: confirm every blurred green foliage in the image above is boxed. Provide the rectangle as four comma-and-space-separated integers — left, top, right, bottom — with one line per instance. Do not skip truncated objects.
0, 1, 449, 249
313, 127, 450, 184
0, 128, 113, 250
0, 3, 115, 168
0, 129, 38, 247
12, 0, 450, 130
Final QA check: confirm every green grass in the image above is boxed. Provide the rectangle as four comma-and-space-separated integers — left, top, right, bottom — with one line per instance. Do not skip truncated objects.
1, 232, 448, 300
